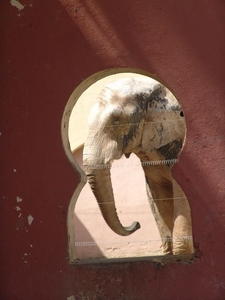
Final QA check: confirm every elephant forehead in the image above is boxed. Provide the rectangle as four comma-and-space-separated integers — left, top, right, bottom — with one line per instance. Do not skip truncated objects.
88, 102, 121, 125
89, 98, 136, 124
105, 77, 158, 96
101, 103, 122, 120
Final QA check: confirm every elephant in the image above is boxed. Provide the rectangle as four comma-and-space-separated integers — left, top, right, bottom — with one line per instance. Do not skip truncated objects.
82, 77, 194, 255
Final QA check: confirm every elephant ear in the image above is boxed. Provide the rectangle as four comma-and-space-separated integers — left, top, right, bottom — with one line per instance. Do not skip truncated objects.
141, 84, 186, 153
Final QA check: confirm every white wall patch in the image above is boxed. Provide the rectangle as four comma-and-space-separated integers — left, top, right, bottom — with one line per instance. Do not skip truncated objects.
10, 0, 25, 11
16, 196, 23, 202
67, 296, 75, 300
27, 214, 34, 226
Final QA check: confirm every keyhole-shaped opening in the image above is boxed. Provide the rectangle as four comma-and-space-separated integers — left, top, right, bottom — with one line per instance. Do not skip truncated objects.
61, 68, 194, 264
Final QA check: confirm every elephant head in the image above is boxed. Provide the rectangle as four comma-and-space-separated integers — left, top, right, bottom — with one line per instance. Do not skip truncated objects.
83, 77, 185, 236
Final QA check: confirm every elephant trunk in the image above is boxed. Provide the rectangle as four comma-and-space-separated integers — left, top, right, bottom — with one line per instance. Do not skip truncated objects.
83, 147, 140, 236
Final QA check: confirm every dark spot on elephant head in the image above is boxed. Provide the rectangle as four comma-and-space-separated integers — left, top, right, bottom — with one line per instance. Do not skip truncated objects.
122, 107, 142, 151
135, 92, 151, 112
157, 138, 183, 162
170, 105, 181, 112
135, 86, 169, 113
150, 86, 168, 103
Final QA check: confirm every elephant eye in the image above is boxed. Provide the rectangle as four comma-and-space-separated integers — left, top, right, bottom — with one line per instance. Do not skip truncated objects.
113, 119, 120, 125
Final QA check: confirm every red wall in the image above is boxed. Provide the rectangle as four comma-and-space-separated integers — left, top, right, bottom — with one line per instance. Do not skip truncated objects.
1, 0, 225, 299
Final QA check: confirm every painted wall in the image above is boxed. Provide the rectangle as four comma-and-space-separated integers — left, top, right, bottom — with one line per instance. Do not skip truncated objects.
1, 0, 225, 299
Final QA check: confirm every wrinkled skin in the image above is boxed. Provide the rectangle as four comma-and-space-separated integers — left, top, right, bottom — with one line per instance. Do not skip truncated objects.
83, 77, 193, 255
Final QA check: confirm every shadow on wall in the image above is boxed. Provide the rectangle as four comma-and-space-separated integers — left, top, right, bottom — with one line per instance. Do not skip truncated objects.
59, 0, 152, 69
74, 214, 104, 260
60, 0, 225, 147
60, 0, 225, 88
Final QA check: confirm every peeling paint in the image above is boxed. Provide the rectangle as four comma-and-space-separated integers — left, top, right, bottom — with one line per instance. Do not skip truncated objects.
15, 206, 21, 211
18, 213, 22, 218
16, 196, 23, 202
30, 244, 33, 248
10, 0, 25, 11
22, 253, 31, 264
67, 296, 75, 300
27, 214, 34, 225
13, 169, 17, 172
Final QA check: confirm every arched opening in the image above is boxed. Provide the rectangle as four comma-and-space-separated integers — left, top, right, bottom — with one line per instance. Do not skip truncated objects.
61, 68, 194, 264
